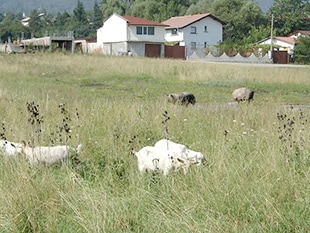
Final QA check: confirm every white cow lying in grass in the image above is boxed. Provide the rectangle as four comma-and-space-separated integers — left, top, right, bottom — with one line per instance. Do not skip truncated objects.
133, 146, 192, 175
21, 140, 83, 165
0, 139, 23, 156
154, 139, 205, 166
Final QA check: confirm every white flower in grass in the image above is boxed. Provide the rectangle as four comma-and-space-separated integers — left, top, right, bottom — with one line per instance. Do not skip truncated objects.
242, 131, 247, 135
241, 123, 245, 126
183, 118, 188, 122
233, 120, 237, 123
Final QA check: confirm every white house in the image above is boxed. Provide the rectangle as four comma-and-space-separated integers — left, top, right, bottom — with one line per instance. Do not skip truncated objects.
287, 30, 310, 39
162, 13, 224, 51
257, 31, 310, 56
97, 13, 168, 57
258, 36, 297, 55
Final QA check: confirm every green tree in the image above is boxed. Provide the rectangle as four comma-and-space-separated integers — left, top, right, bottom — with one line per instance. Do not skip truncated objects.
131, 1, 167, 21
186, 0, 213, 14
28, 10, 43, 37
101, 0, 127, 20
72, 1, 91, 38
242, 25, 273, 44
212, 0, 266, 42
0, 13, 4, 22
54, 11, 72, 31
93, 0, 104, 30
165, 0, 189, 18
130, 0, 192, 21
268, 0, 310, 36
0, 12, 30, 42
292, 36, 310, 64
73, 0, 88, 23
27, 9, 54, 37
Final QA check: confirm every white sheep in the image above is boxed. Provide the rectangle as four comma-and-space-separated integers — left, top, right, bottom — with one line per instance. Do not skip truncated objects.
0, 139, 23, 156
154, 139, 188, 158
186, 149, 205, 166
21, 140, 83, 165
154, 139, 205, 165
232, 87, 254, 103
133, 146, 191, 175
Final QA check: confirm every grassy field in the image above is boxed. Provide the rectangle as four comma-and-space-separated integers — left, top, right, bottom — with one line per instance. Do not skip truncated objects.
0, 53, 310, 232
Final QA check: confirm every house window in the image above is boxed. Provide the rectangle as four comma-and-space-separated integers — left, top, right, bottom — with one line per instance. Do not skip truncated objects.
172, 28, 177, 35
191, 42, 196, 49
190, 26, 196, 34
204, 26, 208, 32
136, 26, 155, 35
136, 26, 142, 35
148, 27, 154, 35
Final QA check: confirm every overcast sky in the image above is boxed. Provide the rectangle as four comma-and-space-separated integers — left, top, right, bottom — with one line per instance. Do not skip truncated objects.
255, 0, 274, 12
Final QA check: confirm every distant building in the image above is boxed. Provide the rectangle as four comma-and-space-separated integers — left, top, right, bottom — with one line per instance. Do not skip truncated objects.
162, 13, 224, 55
20, 13, 45, 27
97, 13, 168, 57
258, 36, 296, 55
287, 30, 310, 39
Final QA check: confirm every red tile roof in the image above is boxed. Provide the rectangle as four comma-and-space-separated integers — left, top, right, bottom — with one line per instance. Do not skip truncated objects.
258, 36, 297, 45
122, 15, 168, 27
275, 37, 297, 45
287, 30, 310, 37
162, 13, 225, 29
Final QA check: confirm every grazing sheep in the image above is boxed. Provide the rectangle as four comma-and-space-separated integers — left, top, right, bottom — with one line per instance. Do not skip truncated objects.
0, 139, 22, 156
154, 139, 188, 159
167, 92, 196, 106
232, 87, 254, 103
154, 139, 205, 166
21, 140, 83, 165
186, 149, 205, 166
133, 146, 191, 175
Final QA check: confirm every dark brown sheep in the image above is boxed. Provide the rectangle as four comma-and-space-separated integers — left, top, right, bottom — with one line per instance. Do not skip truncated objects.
167, 92, 196, 107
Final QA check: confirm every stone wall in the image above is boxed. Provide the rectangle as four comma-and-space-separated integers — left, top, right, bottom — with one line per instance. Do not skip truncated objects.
187, 51, 272, 63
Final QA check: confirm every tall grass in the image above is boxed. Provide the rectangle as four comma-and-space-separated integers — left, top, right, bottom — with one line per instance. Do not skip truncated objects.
0, 53, 310, 232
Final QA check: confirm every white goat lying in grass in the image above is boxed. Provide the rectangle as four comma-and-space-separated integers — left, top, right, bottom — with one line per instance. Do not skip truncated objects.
154, 139, 205, 166
21, 140, 83, 165
0, 139, 23, 156
133, 146, 192, 176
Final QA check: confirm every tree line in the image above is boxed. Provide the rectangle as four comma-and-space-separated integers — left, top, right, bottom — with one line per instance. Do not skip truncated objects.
0, 0, 309, 63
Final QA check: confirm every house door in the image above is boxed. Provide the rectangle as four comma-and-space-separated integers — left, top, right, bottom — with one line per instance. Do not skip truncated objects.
272, 51, 289, 64
164, 45, 185, 59
145, 44, 161, 58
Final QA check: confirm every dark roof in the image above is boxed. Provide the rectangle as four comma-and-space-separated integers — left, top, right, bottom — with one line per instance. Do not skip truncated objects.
121, 15, 168, 27
161, 13, 225, 29
287, 30, 310, 37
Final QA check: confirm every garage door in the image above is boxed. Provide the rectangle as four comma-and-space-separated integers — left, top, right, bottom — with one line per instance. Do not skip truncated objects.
145, 44, 161, 58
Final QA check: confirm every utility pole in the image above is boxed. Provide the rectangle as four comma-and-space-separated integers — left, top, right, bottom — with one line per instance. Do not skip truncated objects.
270, 14, 274, 59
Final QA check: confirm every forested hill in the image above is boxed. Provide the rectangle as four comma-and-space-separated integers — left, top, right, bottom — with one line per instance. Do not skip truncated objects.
0, 0, 96, 15
1, 0, 273, 15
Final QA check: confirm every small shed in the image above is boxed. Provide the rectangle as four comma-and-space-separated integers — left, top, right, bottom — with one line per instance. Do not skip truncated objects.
21, 33, 74, 52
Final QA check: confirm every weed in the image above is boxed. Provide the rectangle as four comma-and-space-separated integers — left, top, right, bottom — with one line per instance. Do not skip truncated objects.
277, 107, 308, 165
56, 103, 72, 144
128, 134, 138, 155
26, 101, 44, 145
162, 110, 170, 139
0, 121, 6, 140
